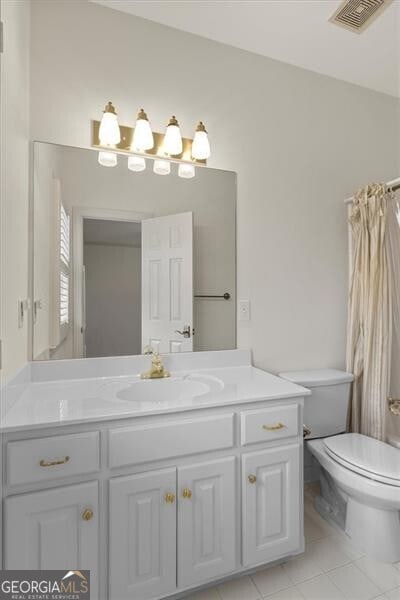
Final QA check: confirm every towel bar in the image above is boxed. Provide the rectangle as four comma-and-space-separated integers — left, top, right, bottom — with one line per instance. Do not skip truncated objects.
194, 292, 231, 300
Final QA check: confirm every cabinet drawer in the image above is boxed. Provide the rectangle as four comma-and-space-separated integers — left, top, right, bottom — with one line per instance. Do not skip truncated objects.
7, 432, 100, 486
241, 404, 299, 446
109, 413, 234, 468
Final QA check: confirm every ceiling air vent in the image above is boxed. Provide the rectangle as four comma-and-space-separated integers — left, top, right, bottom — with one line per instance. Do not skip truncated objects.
329, 0, 393, 33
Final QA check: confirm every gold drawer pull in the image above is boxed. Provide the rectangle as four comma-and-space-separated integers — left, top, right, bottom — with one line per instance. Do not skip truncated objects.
182, 488, 192, 499
39, 456, 70, 467
262, 422, 285, 431
82, 509, 94, 521
165, 492, 175, 504
248, 474, 257, 484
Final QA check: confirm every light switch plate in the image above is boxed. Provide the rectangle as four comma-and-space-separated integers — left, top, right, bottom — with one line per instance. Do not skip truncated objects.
239, 300, 250, 321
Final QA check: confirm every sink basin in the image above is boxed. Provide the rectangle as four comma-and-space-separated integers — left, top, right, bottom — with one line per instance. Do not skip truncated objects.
116, 376, 211, 403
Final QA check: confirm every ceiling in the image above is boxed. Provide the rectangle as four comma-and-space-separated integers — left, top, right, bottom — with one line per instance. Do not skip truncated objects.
92, 0, 400, 97
84, 219, 142, 248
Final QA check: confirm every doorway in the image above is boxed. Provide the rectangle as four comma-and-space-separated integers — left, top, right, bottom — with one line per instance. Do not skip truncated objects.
83, 218, 142, 357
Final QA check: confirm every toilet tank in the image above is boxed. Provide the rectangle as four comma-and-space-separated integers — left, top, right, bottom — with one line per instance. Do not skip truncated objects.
279, 369, 354, 439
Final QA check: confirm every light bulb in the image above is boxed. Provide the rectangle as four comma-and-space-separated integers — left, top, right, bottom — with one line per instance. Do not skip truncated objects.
128, 155, 146, 172
132, 108, 154, 152
164, 115, 182, 156
153, 159, 170, 175
178, 163, 195, 179
98, 102, 121, 146
192, 121, 210, 160
98, 151, 117, 167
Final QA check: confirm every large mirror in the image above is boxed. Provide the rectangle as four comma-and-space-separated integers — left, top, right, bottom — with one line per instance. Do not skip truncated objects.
32, 142, 236, 360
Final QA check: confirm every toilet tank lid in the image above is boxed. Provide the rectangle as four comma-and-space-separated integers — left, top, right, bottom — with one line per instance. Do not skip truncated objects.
279, 369, 354, 388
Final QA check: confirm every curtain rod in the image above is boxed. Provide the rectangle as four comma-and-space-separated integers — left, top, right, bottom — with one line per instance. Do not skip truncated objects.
344, 177, 400, 205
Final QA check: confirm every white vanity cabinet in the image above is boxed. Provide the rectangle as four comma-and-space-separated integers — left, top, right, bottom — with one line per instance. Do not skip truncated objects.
2, 398, 304, 600
110, 457, 236, 600
110, 468, 177, 600
242, 444, 301, 567
5, 482, 99, 597
177, 457, 236, 589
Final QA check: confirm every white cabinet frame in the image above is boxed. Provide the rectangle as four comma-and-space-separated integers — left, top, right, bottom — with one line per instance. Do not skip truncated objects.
2, 399, 304, 600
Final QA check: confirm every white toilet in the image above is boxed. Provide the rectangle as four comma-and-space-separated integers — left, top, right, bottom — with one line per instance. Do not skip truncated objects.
279, 369, 400, 563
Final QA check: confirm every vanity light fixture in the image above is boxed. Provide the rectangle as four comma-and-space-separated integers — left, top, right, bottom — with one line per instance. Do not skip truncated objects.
128, 155, 146, 172
164, 115, 183, 156
131, 108, 154, 152
98, 151, 118, 167
98, 102, 121, 146
191, 121, 210, 160
178, 163, 195, 179
92, 103, 210, 174
153, 159, 171, 176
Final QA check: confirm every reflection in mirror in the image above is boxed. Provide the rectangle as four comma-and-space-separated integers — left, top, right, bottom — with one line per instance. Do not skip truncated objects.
32, 143, 236, 360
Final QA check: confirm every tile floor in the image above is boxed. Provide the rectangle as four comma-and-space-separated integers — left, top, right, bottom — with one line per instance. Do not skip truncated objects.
186, 483, 400, 600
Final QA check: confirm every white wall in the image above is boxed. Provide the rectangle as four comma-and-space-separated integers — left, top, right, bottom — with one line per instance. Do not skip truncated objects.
0, 0, 30, 382
30, 0, 400, 373
84, 243, 142, 357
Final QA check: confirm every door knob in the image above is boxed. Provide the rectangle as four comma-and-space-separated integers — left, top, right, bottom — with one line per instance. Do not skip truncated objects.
182, 488, 192, 499
82, 509, 94, 521
248, 474, 257, 484
175, 325, 191, 338
165, 492, 176, 504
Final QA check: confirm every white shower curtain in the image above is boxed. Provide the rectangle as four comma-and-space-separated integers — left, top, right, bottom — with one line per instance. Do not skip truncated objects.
346, 183, 392, 441
387, 191, 400, 437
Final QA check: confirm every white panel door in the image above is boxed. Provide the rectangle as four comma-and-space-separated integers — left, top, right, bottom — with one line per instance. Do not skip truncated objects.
178, 457, 236, 588
142, 212, 193, 353
110, 468, 177, 600
242, 444, 301, 567
5, 482, 99, 598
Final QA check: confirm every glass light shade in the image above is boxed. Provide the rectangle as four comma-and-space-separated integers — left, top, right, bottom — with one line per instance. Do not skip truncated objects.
99, 111, 121, 146
153, 159, 171, 176
164, 116, 182, 155
98, 151, 117, 167
192, 129, 210, 160
132, 110, 154, 151
128, 155, 146, 172
178, 163, 195, 179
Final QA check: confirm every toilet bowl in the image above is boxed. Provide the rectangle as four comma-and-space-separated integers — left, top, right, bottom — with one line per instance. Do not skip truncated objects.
308, 433, 400, 563
279, 369, 400, 563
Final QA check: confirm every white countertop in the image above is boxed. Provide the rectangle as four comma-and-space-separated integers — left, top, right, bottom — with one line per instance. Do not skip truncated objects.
0, 363, 309, 433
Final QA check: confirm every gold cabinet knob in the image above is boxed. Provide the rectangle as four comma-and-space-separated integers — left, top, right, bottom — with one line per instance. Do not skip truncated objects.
182, 488, 192, 499
82, 508, 94, 521
262, 422, 285, 431
248, 474, 257, 484
165, 492, 175, 504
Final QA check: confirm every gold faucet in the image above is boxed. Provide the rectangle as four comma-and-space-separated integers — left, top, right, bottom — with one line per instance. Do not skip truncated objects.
140, 351, 170, 379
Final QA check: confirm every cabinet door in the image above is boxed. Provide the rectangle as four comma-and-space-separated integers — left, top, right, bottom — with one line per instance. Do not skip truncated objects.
242, 444, 301, 567
178, 457, 236, 588
5, 482, 99, 598
110, 468, 176, 600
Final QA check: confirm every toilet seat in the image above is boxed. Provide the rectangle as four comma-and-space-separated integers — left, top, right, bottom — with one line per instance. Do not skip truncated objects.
323, 433, 400, 487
